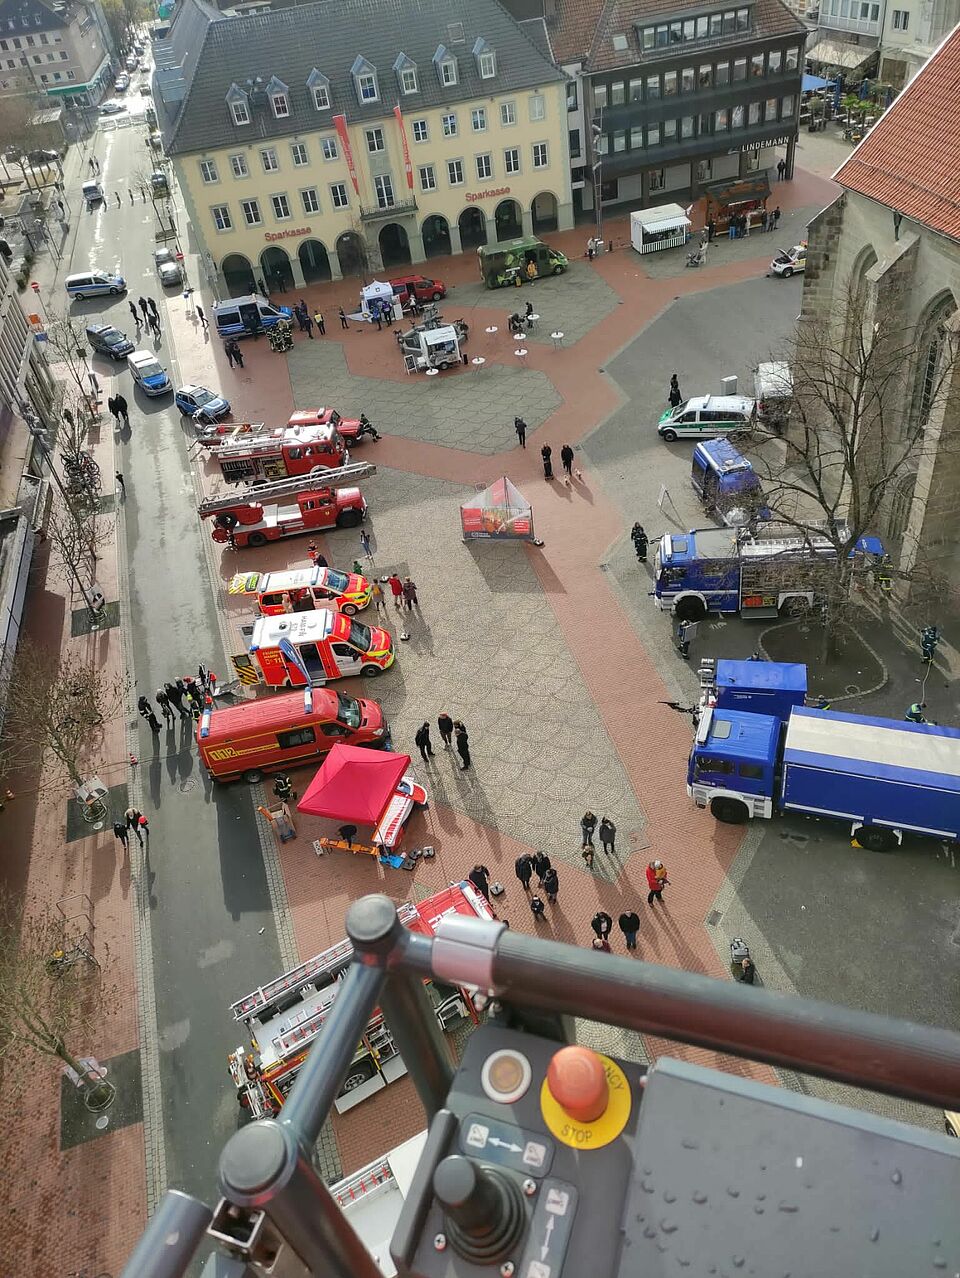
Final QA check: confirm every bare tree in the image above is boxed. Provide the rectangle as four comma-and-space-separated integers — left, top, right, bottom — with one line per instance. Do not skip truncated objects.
44, 314, 99, 427
0, 888, 117, 1111
0, 640, 128, 792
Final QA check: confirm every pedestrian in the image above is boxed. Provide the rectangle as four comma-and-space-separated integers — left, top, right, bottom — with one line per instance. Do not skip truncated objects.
415, 722, 434, 763
455, 722, 471, 770
197, 304, 208, 329
370, 580, 387, 616
591, 910, 613, 940
114, 394, 129, 426
88, 156, 97, 173
402, 577, 418, 610
128, 189, 134, 204
669, 374, 682, 408
618, 909, 640, 951
113, 819, 129, 849
273, 267, 286, 294
738, 956, 756, 984
164, 680, 186, 715
225, 342, 236, 368
437, 712, 454, 748
359, 529, 372, 558
388, 573, 404, 609
297, 299, 309, 329
232, 340, 244, 369
646, 859, 669, 906
514, 416, 527, 448
586, 236, 595, 260
777, 157, 786, 180
580, 811, 597, 848
150, 314, 161, 337
107, 395, 120, 426
560, 443, 574, 476
125, 806, 144, 846
541, 443, 553, 479
148, 297, 159, 319
115, 471, 126, 497
138, 694, 161, 733
541, 865, 559, 904
533, 850, 551, 884
631, 523, 648, 563
372, 303, 383, 331
468, 863, 491, 902
273, 774, 294, 802
339, 306, 348, 330
530, 894, 546, 919
155, 686, 173, 722
515, 853, 534, 891
314, 310, 325, 335
303, 313, 314, 339
592, 936, 612, 953
676, 620, 692, 661
115, 191, 121, 207
129, 300, 142, 328
728, 218, 736, 241
139, 296, 149, 320
599, 816, 616, 854
257, 276, 267, 296
772, 205, 781, 228
760, 209, 769, 233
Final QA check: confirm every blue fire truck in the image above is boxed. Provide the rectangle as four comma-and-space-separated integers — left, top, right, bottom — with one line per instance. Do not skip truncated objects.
654, 524, 884, 621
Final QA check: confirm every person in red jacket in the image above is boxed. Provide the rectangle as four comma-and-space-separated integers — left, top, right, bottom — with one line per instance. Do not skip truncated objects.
387, 573, 404, 609
646, 860, 668, 907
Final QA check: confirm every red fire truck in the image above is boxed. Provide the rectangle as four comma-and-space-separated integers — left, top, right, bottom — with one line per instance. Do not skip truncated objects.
216, 422, 348, 484
227, 882, 492, 1118
198, 465, 373, 549
287, 407, 378, 448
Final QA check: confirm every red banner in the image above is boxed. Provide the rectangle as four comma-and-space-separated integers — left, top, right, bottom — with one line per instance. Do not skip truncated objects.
394, 104, 413, 191
333, 114, 360, 196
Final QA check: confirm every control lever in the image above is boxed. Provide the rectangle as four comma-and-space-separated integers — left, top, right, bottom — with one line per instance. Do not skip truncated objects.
433, 1154, 525, 1265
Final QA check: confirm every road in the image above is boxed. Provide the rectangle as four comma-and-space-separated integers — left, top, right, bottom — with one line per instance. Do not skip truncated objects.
71, 104, 284, 1196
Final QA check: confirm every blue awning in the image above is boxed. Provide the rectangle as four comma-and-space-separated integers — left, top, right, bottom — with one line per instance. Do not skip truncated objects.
802, 73, 833, 92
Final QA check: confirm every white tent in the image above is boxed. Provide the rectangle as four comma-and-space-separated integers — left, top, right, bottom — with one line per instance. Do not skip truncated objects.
354, 280, 398, 322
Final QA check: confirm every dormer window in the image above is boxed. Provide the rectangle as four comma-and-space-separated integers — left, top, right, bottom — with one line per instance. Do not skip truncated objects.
226, 83, 250, 126
351, 55, 379, 103
307, 68, 330, 110
394, 53, 418, 95
266, 76, 289, 119
473, 38, 496, 79
433, 45, 458, 87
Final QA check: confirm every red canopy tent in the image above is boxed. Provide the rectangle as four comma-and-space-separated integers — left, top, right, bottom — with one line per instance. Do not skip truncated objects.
297, 744, 411, 825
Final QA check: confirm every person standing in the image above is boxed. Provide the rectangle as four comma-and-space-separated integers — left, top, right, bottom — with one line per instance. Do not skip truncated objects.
164, 680, 186, 716
414, 722, 434, 763
707, 217, 715, 242
541, 865, 559, 904
560, 443, 575, 476
387, 574, 404, 609
339, 306, 349, 330
455, 722, 470, 770
599, 816, 616, 854
402, 577, 418, 611
514, 417, 527, 448
541, 444, 553, 479
370, 580, 387, 617
437, 712, 454, 748
359, 529, 372, 558
314, 309, 325, 335
138, 694, 161, 733
115, 472, 126, 497
113, 819, 129, 851
273, 774, 294, 802
777, 157, 786, 180
303, 312, 314, 339
225, 341, 236, 368
155, 686, 173, 723
646, 860, 668, 906
669, 374, 682, 407
591, 910, 613, 940
618, 909, 640, 951
231, 340, 244, 369
772, 205, 781, 229
150, 313, 161, 338
468, 863, 492, 902
129, 299, 142, 328
631, 523, 648, 563
114, 394, 129, 427
147, 297, 159, 321
580, 811, 597, 849
533, 850, 551, 885
125, 806, 144, 847
515, 853, 534, 892
107, 395, 120, 426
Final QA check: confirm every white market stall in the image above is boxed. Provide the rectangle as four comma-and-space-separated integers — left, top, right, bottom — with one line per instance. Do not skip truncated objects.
402, 324, 463, 373
630, 203, 692, 255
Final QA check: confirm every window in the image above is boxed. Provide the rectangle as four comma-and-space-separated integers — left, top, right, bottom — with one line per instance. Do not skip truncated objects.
278, 727, 316, 750
748, 101, 760, 124
781, 94, 795, 117
566, 80, 578, 109
241, 198, 261, 226
418, 163, 436, 191
479, 49, 496, 78
500, 100, 516, 126
595, 133, 609, 155
312, 83, 330, 109
412, 118, 428, 141
765, 97, 778, 121
681, 66, 694, 92
231, 99, 250, 125
663, 70, 677, 96
447, 158, 464, 185
893, 7, 909, 27
271, 91, 289, 118
504, 146, 520, 174
785, 46, 799, 70
199, 159, 218, 183
357, 71, 378, 101
612, 129, 626, 152
699, 64, 712, 88
716, 61, 730, 86
528, 93, 545, 121
594, 83, 608, 109
630, 126, 644, 149
697, 158, 712, 182
681, 115, 694, 138
321, 136, 338, 160
715, 107, 729, 130
768, 49, 782, 73
365, 127, 384, 153
291, 142, 308, 167
662, 118, 676, 139
646, 74, 660, 99
733, 58, 746, 81
301, 187, 320, 214
261, 147, 279, 172
569, 127, 581, 157
532, 141, 548, 168
476, 152, 492, 179
440, 57, 458, 85
400, 66, 418, 93
442, 112, 457, 136
610, 81, 625, 105
751, 53, 764, 77
732, 104, 745, 127
271, 193, 291, 220
374, 174, 394, 208
330, 182, 348, 208
744, 148, 760, 171
649, 168, 665, 192
629, 77, 643, 101
647, 122, 661, 145
471, 106, 486, 131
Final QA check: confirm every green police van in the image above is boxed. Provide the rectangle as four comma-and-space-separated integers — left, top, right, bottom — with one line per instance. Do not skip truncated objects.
478, 236, 568, 289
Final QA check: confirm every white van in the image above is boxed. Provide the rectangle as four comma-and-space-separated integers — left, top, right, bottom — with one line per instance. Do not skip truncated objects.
65, 270, 127, 300
81, 179, 104, 206
657, 394, 756, 441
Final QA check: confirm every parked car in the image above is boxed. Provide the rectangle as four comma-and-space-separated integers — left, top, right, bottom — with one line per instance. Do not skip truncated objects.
127, 349, 172, 396
65, 269, 126, 299
81, 179, 104, 206
86, 323, 134, 359
99, 99, 125, 115
770, 244, 807, 278
175, 384, 231, 423
139, 82, 151, 96
139, 61, 149, 72
149, 169, 168, 193
657, 394, 756, 442
152, 247, 182, 287
390, 273, 447, 304
115, 73, 129, 92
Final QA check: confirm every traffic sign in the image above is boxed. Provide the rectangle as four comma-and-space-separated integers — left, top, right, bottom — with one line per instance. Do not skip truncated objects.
175, 251, 184, 261
30, 281, 40, 292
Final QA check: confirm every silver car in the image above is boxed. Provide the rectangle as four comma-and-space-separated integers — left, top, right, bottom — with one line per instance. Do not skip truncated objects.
153, 247, 183, 287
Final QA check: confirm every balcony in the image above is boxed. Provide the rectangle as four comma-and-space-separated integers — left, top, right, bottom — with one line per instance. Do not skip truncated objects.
359, 198, 419, 223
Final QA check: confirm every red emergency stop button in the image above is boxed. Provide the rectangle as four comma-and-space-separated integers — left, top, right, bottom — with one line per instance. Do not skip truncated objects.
546, 1046, 608, 1123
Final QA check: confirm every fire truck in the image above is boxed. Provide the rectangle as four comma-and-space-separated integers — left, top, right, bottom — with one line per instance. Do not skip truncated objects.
227, 882, 492, 1118
248, 609, 394, 684
287, 407, 378, 447
197, 464, 374, 549
216, 422, 348, 484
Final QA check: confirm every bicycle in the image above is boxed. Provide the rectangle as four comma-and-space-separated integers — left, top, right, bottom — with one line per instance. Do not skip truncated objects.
47, 940, 100, 977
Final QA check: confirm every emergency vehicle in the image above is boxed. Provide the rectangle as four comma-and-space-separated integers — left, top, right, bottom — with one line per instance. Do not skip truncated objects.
216, 422, 348, 484
198, 464, 373, 549
227, 882, 492, 1117
249, 610, 394, 685
287, 407, 375, 447
197, 686, 386, 782
228, 565, 372, 615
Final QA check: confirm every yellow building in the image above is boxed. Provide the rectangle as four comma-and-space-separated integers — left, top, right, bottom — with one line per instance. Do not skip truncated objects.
158, 0, 573, 292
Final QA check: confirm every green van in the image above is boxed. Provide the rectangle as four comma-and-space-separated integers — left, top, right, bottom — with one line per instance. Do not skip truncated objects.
478, 236, 568, 289
658, 394, 756, 442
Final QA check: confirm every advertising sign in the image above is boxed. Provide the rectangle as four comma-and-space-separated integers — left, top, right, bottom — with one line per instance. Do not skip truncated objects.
460, 476, 535, 542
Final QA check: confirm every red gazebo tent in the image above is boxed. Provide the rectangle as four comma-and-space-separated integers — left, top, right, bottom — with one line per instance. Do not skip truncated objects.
297, 744, 411, 825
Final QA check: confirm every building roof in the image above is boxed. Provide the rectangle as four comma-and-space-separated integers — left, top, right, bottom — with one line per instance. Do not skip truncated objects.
164, 0, 566, 156
833, 24, 960, 243
0, 0, 68, 32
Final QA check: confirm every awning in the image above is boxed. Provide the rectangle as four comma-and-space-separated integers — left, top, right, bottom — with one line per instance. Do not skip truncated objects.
704, 173, 772, 207
806, 37, 875, 70
802, 73, 834, 92
46, 84, 92, 97
297, 744, 411, 825
632, 202, 691, 232
643, 214, 690, 233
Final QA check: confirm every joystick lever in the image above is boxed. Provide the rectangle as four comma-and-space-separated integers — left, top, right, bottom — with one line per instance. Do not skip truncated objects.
433, 1154, 525, 1265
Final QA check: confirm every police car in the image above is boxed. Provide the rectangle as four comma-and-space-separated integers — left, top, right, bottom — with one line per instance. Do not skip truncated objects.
770, 244, 806, 278
127, 350, 172, 396
175, 384, 231, 423
86, 323, 135, 360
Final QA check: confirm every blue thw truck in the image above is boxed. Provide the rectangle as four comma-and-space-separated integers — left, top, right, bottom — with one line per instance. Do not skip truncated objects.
689, 659, 960, 851
690, 438, 769, 527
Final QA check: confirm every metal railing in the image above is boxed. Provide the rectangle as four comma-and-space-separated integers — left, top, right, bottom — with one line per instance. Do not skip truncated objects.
359, 198, 419, 223
120, 895, 960, 1278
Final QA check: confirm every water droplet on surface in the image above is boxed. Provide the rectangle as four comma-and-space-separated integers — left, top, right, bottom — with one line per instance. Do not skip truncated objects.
692, 1191, 708, 1204
760, 1164, 767, 1171
754, 1206, 765, 1215
756, 1193, 766, 1202
641, 1178, 655, 1194
891, 1169, 902, 1185
829, 1225, 840, 1233
868, 1228, 879, 1242
664, 1191, 677, 1204
660, 1219, 679, 1234
681, 1137, 700, 1150
795, 1156, 804, 1169
778, 1203, 799, 1214
932, 1258, 946, 1271
643, 1226, 657, 1240
732, 1256, 745, 1269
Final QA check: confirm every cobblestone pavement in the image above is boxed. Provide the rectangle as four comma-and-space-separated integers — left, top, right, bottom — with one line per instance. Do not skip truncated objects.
450, 260, 623, 347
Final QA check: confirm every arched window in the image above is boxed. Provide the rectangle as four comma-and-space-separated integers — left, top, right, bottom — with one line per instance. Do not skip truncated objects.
886, 470, 916, 548
912, 294, 957, 428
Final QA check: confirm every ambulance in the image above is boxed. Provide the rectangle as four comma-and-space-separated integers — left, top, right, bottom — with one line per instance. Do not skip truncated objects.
197, 686, 386, 782
227, 882, 492, 1117
229, 565, 372, 616
249, 610, 394, 686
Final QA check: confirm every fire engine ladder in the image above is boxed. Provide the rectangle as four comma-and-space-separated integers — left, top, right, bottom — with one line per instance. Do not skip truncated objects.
197, 462, 376, 518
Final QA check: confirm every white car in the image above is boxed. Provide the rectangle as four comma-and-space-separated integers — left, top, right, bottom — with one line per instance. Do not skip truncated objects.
770, 244, 807, 278
115, 73, 129, 92
99, 99, 125, 115
127, 349, 172, 396
153, 247, 183, 286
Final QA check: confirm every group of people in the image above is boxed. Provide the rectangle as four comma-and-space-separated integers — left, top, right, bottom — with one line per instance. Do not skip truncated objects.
130, 295, 161, 338
292, 300, 325, 338
113, 805, 149, 850
415, 715, 470, 770
508, 301, 537, 336
514, 851, 559, 918
107, 393, 130, 428
590, 910, 640, 952
224, 339, 245, 368
579, 811, 617, 868
539, 443, 578, 480
138, 668, 217, 731
386, 574, 419, 611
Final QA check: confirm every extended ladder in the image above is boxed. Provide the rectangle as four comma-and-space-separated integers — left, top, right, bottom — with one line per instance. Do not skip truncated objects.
197, 461, 376, 517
